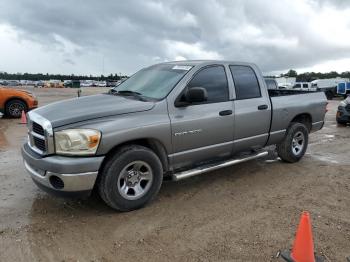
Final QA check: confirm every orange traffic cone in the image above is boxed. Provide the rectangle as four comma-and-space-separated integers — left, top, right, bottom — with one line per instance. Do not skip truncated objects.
281, 211, 323, 262
20, 110, 27, 124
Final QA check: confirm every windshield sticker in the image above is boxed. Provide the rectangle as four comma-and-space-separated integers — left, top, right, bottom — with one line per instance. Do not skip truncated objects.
172, 65, 192, 71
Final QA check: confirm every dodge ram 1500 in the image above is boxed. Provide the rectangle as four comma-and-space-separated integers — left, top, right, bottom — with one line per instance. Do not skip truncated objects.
22, 61, 327, 211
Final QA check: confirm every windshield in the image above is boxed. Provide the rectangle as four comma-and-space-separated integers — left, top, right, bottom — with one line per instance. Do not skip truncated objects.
113, 64, 193, 100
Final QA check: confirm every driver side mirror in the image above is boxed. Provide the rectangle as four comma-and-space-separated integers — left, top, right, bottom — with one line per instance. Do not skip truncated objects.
185, 87, 208, 103
175, 87, 208, 107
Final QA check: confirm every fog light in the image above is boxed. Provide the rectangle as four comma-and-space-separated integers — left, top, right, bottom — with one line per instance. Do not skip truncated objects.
49, 175, 64, 189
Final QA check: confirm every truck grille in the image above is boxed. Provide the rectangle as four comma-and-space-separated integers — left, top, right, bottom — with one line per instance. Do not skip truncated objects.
33, 135, 46, 151
27, 112, 54, 155
32, 122, 45, 136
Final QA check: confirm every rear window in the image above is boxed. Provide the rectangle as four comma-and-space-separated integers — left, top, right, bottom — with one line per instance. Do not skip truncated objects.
230, 66, 261, 100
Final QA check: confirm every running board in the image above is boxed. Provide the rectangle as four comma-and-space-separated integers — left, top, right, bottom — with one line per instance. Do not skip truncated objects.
172, 151, 268, 181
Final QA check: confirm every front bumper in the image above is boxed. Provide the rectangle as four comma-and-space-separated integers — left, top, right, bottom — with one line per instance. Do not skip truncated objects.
22, 143, 104, 198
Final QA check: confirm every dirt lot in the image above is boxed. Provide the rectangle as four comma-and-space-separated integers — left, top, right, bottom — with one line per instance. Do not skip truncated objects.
0, 87, 349, 261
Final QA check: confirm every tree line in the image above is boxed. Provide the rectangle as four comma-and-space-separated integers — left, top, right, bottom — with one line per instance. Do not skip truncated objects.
0, 72, 127, 81
269, 69, 350, 82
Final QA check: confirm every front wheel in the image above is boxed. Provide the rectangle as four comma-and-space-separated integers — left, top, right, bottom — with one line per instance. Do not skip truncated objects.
277, 122, 309, 163
98, 145, 163, 211
5, 99, 27, 118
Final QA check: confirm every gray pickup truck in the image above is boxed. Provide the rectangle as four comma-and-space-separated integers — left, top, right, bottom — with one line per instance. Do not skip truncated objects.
22, 61, 327, 211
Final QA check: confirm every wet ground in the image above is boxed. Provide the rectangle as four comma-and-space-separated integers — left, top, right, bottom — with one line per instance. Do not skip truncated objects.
0, 87, 349, 261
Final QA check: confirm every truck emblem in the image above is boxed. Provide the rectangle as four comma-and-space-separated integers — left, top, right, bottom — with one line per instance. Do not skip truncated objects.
174, 129, 202, 136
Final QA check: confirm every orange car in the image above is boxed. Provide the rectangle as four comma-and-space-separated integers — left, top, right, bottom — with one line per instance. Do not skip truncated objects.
0, 87, 38, 118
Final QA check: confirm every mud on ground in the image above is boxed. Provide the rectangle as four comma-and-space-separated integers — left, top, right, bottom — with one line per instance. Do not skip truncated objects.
0, 87, 349, 261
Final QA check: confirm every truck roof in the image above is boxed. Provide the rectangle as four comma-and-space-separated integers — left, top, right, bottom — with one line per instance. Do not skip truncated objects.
159, 60, 257, 67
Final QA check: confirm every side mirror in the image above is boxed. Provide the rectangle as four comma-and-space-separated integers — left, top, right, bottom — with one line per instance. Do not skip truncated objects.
185, 87, 208, 103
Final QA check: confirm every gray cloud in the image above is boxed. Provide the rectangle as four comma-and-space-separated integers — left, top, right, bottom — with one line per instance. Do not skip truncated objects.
0, 0, 349, 74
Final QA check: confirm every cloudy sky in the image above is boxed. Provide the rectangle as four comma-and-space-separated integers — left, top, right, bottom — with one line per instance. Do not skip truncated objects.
0, 0, 349, 76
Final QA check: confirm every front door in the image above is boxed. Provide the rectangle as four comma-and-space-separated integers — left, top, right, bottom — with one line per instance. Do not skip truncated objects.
168, 65, 234, 170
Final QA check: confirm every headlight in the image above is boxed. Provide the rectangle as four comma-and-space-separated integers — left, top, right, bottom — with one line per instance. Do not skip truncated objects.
55, 129, 101, 156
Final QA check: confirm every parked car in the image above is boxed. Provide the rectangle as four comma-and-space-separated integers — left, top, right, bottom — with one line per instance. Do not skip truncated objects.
336, 96, 350, 125
80, 80, 93, 87
22, 61, 327, 211
97, 81, 107, 87
44, 80, 64, 88
4, 80, 20, 86
34, 80, 45, 87
0, 87, 38, 117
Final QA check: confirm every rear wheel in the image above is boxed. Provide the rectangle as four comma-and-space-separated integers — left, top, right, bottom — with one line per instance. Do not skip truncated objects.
277, 122, 309, 163
5, 99, 27, 118
325, 90, 334, 100
98, 145, 163, 211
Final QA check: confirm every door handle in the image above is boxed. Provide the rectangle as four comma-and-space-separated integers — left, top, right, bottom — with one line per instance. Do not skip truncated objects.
219, 110, 233, 116
258, 105, 268, 110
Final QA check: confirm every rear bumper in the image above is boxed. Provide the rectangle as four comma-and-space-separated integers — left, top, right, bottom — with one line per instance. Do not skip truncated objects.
22, 143, 104, 197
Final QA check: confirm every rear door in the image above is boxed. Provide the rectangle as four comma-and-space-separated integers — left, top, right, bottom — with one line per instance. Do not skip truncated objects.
229, 65, 271, 153
168, 65, 234, 170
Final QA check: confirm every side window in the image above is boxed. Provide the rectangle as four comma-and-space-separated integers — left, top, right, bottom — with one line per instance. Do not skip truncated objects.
303, 84, 308, 88
230, 66, 261, 100
187, 66, 229, 103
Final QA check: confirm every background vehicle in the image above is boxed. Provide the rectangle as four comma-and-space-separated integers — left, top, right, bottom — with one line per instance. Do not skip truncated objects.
0, 87, 38, 117
336, 97, 350, 125
311, 78, 348, 100
4, 80, 20, 86
34, 80, 45, 87
64, 80, 81, 88
44, 80, 64, 88
337, 82, 350, 98
292, 82, 316, 91
22, 61, 327, 211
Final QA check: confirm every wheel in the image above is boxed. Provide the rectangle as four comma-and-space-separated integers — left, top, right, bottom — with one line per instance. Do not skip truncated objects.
336, 119, 347, 125
325, 91, 333, 100
277, 122, 309, 163
5, 99, 27, 118
98, 145, 163, 211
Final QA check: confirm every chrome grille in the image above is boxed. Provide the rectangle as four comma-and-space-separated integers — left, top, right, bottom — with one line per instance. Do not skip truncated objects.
32, 122, 45, 136
33, 135, 46, 151
27, 112, 54, 155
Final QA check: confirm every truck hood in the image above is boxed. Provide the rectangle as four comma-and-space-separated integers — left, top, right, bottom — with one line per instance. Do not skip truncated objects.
32, 94, 155, 127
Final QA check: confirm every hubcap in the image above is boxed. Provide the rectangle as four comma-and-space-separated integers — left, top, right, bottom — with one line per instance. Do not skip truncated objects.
117, 161, 153, 200
292, 131, 305, 156
8, 103, 24, 117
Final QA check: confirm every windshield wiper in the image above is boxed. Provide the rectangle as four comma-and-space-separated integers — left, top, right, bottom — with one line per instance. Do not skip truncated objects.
117, 90, 142, 96
111, 90, 147, 101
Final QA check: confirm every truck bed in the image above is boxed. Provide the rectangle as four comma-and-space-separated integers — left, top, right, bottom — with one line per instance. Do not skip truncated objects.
268, 89, 318, 97
266, 91, 327, 146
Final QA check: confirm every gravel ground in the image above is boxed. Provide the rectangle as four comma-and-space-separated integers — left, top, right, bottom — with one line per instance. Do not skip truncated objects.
0, 87, 349, 261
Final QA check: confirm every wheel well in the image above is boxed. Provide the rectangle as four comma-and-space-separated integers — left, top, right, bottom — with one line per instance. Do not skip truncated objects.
100, 138, 169, 174
291, 113, 312, 131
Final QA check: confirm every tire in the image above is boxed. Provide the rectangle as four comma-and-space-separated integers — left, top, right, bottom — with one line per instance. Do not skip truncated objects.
98, 145, 163, 211
277, 122, 309, 163
5, 99, 27, 118
336, 119, 347, 125
325, 91, 333, 100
